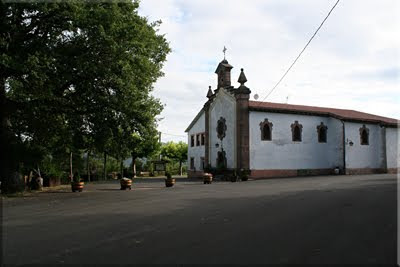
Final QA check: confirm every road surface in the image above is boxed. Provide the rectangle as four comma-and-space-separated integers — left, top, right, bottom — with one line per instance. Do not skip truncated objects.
2, 174, 397, 264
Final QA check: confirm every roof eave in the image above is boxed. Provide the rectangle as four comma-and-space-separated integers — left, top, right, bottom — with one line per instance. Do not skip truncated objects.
248, 106, 398, 127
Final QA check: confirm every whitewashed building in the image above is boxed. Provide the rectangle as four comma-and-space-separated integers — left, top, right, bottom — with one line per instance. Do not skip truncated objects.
185, 59, 399, 178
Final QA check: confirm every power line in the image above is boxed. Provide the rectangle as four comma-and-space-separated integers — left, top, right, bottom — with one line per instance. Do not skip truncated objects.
259, 0, 340, 103
160, 132, 186, 138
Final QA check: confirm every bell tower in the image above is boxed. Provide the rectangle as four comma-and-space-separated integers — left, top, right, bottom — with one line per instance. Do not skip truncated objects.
215, 47, 233, 88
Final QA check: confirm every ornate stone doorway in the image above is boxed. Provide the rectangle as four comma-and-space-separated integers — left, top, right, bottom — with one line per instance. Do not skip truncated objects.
216, 116, 227, 169
217, 150, 227, 169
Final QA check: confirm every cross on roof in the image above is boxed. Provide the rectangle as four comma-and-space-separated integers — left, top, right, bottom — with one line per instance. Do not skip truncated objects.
223, 46, 227, 59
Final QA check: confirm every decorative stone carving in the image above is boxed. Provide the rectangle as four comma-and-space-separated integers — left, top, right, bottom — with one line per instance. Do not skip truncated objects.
217, 117, 227, 140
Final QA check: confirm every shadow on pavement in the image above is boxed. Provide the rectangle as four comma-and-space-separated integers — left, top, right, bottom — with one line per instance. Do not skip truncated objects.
96, 189, 123, 191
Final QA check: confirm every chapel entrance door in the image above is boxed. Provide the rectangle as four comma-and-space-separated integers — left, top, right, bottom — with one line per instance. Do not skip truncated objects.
217, 150, 226, 169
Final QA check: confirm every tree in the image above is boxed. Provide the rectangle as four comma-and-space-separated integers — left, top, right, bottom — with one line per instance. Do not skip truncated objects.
161, 141, 188, 176
0, 1, 170, 193
128, 127, 161, 178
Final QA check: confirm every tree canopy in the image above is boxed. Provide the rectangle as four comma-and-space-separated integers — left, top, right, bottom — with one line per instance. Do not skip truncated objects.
161, 141, 188, 162
161, 141, 188, 176
0, 1, 170, 192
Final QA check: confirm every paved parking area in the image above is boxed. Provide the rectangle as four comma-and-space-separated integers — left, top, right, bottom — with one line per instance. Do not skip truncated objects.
2, 174, 397, 264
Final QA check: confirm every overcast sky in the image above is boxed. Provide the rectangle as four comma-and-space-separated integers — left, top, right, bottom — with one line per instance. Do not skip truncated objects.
138, 0, 399, 143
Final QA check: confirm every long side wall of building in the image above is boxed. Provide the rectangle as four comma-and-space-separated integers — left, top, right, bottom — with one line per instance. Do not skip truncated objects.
249, 112, 343, 178
188, 104, 398, 179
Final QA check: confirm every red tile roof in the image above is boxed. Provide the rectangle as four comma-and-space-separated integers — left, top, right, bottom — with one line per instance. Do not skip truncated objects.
249, 101, 398, 126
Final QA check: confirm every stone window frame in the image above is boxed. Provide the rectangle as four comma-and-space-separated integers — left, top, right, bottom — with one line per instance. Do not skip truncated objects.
201, 133, 205, 146
259, 118, 273, 141
316, 122, 328, 143
291, 120, 303, 142
190, 135, 195, 147
359, 125, 369, 145
217, 117, 227, 140
196, 133, 201, 146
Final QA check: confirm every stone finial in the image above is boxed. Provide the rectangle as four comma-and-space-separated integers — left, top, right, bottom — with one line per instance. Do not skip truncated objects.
207, 86, 213, 98
238, 68, 247, 86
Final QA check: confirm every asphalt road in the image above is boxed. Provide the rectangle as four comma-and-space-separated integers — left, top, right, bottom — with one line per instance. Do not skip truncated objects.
2, 174, 397, 265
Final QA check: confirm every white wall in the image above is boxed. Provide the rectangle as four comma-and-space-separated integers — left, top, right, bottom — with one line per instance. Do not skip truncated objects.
209, 89, 236, 168
187, 111, 205, 171
344, 122, 382, 169
249, 112, 343, 170
386, 127, 399, 169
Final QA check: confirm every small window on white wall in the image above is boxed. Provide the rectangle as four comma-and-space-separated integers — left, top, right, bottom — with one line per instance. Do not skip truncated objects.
190, 135, 195, 147
260, 118, 273, 141
360, 125, 369, 145
291, 121, 303, 142
317, 122, 328, 143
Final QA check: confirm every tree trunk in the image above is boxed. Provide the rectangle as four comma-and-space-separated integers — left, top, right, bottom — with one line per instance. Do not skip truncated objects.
103, 152, 107, 180
179, 160, 182, 176
87, 150, 91, 182
69, 151, 73, 182
120, 159, 124, 179
0, 76, 7, 187
131, 153, 137, 178
0, 76, 19, 193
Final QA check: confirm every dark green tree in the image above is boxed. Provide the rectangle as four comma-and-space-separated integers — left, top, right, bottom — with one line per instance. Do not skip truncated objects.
0, 1, 170, 193
128, 126, 161, 177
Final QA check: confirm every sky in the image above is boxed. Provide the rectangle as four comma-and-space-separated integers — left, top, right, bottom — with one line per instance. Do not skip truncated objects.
138, 0, 399, 143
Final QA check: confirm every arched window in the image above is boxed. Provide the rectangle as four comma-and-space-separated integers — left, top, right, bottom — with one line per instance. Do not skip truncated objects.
259, 119, 273, 141
263, 124, 271, 140
360, 125, 369, 145
293, 126, 301, 141
291, 121, 303, 142
317, 122, 328, 143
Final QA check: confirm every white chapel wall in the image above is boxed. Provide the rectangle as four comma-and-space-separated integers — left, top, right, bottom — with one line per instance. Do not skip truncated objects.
249, 112, 343, 170
187, 111, 205, 171
344, 122, 382, 169
209, 89, 236, 169
385, 126, 399, 170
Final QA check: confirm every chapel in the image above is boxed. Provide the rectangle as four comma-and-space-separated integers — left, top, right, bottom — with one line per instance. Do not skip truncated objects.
185, 58, 399, 179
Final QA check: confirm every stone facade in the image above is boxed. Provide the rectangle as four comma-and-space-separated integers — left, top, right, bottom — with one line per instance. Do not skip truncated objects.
209, 88, 237, 169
